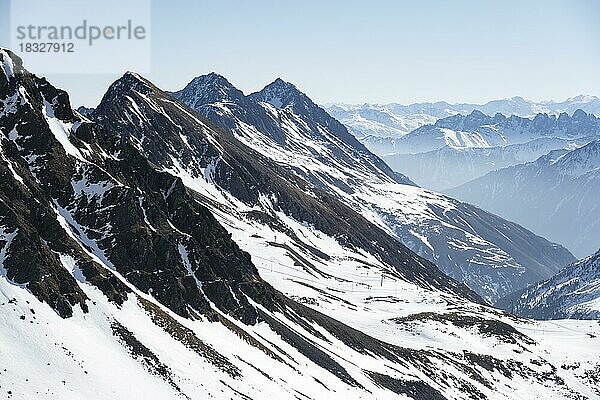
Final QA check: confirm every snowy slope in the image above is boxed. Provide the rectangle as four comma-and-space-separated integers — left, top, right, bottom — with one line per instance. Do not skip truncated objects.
2, 48, 600, 400
447, 140, 600, 258
172, 74, 574, 302
496, 249, 600, 319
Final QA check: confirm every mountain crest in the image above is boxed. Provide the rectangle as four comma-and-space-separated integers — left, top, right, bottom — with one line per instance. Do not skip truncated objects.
0, 48, 24, 84
96, 71, 156, 112
189, 72, 237, 92
172, 72, 244, 108
249, 77, 307, 109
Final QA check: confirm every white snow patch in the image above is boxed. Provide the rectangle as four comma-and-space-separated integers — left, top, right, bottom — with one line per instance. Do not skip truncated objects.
41, 97, 84, 160
0, 49, 15, 79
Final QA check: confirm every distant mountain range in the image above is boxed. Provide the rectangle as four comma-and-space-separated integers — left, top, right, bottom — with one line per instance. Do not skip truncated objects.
389, 109, 600, 153
447, 140, 600, 258
497, 249, 600, 319
382, 110, 600, 190
325, 95, 600, 140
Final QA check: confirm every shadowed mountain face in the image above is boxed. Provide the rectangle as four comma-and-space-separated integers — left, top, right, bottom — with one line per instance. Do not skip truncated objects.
2, 48, 600, 399
497, 249, 600, 320
0, 55, 278, 323
172, 73, 575, 302
171, 74, 416, 187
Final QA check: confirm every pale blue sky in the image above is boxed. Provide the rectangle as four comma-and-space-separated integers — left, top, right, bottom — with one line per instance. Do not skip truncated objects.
1, 0, 599, 107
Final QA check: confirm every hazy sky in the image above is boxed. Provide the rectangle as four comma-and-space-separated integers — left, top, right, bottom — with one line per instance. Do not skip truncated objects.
1, 0, 599, 107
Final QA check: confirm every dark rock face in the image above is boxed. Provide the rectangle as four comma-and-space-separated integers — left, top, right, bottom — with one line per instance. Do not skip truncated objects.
366, 371, 447, 400
0, 49, 128, 318
0, 51, 280, 322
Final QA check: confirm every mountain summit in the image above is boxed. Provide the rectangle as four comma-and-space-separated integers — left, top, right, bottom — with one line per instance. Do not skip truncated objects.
249, 77, 305, 109
172, 73, 409, 184
173, 72, 244, 107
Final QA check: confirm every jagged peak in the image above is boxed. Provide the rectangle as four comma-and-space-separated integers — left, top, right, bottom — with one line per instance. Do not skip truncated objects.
249, 77, 308, 109
121, 71, 154, 91
571, 108, 589, 119
268, 77, 293, 88
0, 48, 76, 124
173, 72, 244, 106
261, 77, 300, 94
173, 73, 314, 111
186, 72, 235, 90
96, 71, 157, 112
467, 109, 487, 118
112, 71, 154, 95
0, 48, 25, 83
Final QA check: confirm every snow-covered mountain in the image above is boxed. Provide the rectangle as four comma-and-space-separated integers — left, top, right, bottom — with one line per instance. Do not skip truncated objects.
325, 103, 443, 139
171, 74, 415, 187
2, 48, 600, 399
447, 140, 600, 258
395, 110, 600, 153
325, 95, 600, 140
496, 249, 600, 319
172, 74, 575, 303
